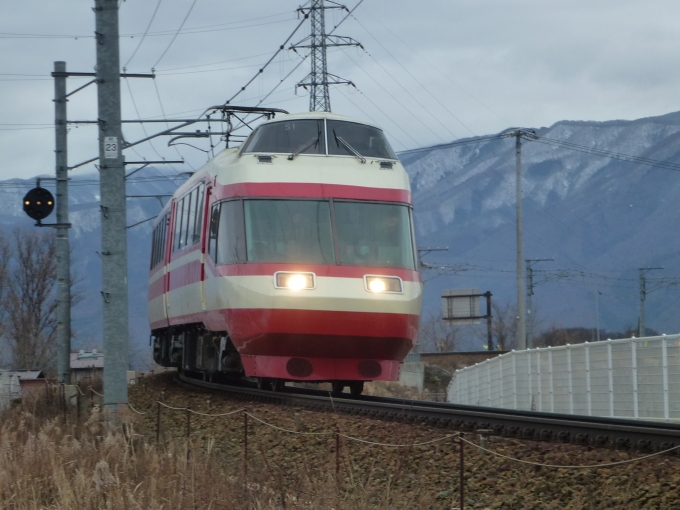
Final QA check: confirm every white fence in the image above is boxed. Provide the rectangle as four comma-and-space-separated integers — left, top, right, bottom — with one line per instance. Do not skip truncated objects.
447, 334, 680, 421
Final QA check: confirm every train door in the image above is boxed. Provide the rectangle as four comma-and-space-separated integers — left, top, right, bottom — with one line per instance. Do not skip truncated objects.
164, 199, 178, 320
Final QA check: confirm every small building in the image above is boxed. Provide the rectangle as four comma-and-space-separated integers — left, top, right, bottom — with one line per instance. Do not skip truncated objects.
0, 370, 46, 410
70, 349, 104, 384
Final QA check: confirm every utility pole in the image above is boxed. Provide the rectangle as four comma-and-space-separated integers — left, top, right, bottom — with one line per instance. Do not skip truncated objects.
290, 0, 362, 112
95, 0, 128, 411
594, 289, 600, 342
500, 128, 537, 350
525, 258, 554, 348
54, 61, 72, 384
515, 132, 525, 349
638, 267, 663, 337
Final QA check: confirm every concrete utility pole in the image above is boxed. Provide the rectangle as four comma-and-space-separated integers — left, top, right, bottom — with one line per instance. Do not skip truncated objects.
500, 128, 537, 350
638, 267, 663, 337
594, 289, 601, 342
95, 0, 129, 410
54, 61, 72, 384
525, 258, 554, 348
515, 132, 526, 350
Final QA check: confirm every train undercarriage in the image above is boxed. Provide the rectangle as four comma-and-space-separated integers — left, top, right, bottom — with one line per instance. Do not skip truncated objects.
151, 325, 365, 396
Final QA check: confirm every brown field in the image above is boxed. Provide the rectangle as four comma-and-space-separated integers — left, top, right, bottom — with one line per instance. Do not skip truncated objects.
0, 373, 678, 509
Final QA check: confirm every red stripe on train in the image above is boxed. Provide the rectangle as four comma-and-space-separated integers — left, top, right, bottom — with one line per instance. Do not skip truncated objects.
213, 181, 411, 203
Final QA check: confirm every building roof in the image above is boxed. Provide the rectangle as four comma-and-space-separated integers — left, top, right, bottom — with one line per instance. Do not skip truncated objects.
0, 369, 45, 380
70, 350, 104, 369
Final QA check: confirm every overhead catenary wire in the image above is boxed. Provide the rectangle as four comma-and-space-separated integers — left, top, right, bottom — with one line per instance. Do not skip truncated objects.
123, 0, 163, 68
151, 0, 198, 69
349, 13, 476, 138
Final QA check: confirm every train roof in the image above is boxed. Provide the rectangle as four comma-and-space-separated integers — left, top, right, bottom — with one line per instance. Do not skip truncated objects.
153, 112, 407, 225
260, 111, 382, 129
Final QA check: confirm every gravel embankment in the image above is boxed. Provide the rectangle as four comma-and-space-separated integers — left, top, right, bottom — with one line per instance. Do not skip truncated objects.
129, 373, 680, 509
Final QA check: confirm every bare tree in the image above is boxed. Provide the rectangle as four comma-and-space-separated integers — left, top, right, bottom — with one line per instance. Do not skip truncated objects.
0, 233, 10, 365
418, 311, 463, 352
3, 228, 58, 371
491, 301, 518, 351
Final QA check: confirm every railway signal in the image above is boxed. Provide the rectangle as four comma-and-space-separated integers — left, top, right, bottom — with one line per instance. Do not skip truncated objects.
22, 187, 55, 222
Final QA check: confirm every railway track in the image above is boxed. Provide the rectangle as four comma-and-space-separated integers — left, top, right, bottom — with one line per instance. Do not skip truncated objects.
178, 373, 680, 452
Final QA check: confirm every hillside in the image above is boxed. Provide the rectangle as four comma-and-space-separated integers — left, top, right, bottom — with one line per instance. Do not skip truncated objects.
2, 111, 680, 358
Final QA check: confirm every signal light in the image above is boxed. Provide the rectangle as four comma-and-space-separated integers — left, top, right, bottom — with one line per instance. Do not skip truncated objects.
22, 187, 55, 221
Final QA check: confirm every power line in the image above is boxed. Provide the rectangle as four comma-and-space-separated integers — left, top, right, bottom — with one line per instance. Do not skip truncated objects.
349, 13, 475, 139
340, 49, 446, 144
151, 0, 198, 69
123, 0, 163, 68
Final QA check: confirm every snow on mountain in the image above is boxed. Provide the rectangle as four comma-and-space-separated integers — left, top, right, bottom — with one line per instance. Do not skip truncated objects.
2, 111, 680, 360
402, 111, 680, 337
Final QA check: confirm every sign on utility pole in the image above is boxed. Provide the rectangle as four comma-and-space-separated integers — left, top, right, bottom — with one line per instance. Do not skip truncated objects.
95, 0, 129, 410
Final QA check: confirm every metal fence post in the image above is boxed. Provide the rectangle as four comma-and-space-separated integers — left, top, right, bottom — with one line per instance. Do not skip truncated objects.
536, 351, 542, 412
585, 342, 592, 416
548, 347, 554, 413
662, 337, 669, 421
487, 362, 492, 407
607, 340, 614, 417
475, 365, 480, 406
498, 356, 504, 408
527, 351, 532, 410
512, 351, 517, 409
567, 345, 574, 415
631, 341, 639, 419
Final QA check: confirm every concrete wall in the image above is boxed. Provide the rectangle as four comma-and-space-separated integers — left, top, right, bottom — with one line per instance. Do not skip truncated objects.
399, 362, 425, 392
421, 351, 507, 374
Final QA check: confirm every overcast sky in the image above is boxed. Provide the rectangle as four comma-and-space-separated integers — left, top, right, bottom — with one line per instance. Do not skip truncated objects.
3, 0, 680, 181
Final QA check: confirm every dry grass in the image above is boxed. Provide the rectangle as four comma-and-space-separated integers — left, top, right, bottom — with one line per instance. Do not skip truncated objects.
3, 376, 680, 509
0, 388, 433, 509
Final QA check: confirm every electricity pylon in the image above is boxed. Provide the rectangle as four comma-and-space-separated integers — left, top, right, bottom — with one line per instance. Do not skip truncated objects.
290, 0, 362, 112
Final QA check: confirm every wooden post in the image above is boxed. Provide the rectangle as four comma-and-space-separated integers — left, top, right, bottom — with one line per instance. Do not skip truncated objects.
156, 401, 161, 445
243, 412, 249, 482
460, 433, 465, 510
90, 386, 94, 409
61, 385, 67, 425
76, 389, 81, 426
186, 407, 191, 462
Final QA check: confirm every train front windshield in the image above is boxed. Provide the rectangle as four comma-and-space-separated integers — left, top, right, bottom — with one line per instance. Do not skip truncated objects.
242, 119, 396, 160
243, 199, 415, 269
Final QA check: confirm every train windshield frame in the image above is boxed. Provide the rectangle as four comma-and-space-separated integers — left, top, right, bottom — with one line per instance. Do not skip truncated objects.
213, 198, 416, 269
241, 118, 397, 160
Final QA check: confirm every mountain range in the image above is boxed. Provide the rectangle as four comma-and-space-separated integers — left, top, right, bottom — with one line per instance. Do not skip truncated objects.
2, 110, 680, 361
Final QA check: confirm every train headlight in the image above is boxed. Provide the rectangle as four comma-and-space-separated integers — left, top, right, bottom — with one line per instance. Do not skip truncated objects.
364, 275, 403, 294
274, 272, 316, 290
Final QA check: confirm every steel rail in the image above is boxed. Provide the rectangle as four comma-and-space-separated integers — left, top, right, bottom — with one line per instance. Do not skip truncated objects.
177, 373, 680, 452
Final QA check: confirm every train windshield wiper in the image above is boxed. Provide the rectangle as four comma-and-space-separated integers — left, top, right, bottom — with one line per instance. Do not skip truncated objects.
288, 136, 320, 160
334, 132, 366, 163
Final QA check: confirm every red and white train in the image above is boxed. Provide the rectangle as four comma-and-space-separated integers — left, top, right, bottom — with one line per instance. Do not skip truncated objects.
148, 111, 422, 395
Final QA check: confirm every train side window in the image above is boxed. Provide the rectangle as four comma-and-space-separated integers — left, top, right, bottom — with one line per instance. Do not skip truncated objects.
150, 225, 158, 269
159, 214, 168, 264
208, 203, 220, 262
173, 198, 184, 252
161, 214, 168, 261
193, 184, 205, 244
182, 191, 193, 249
217, 200, 246, 265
